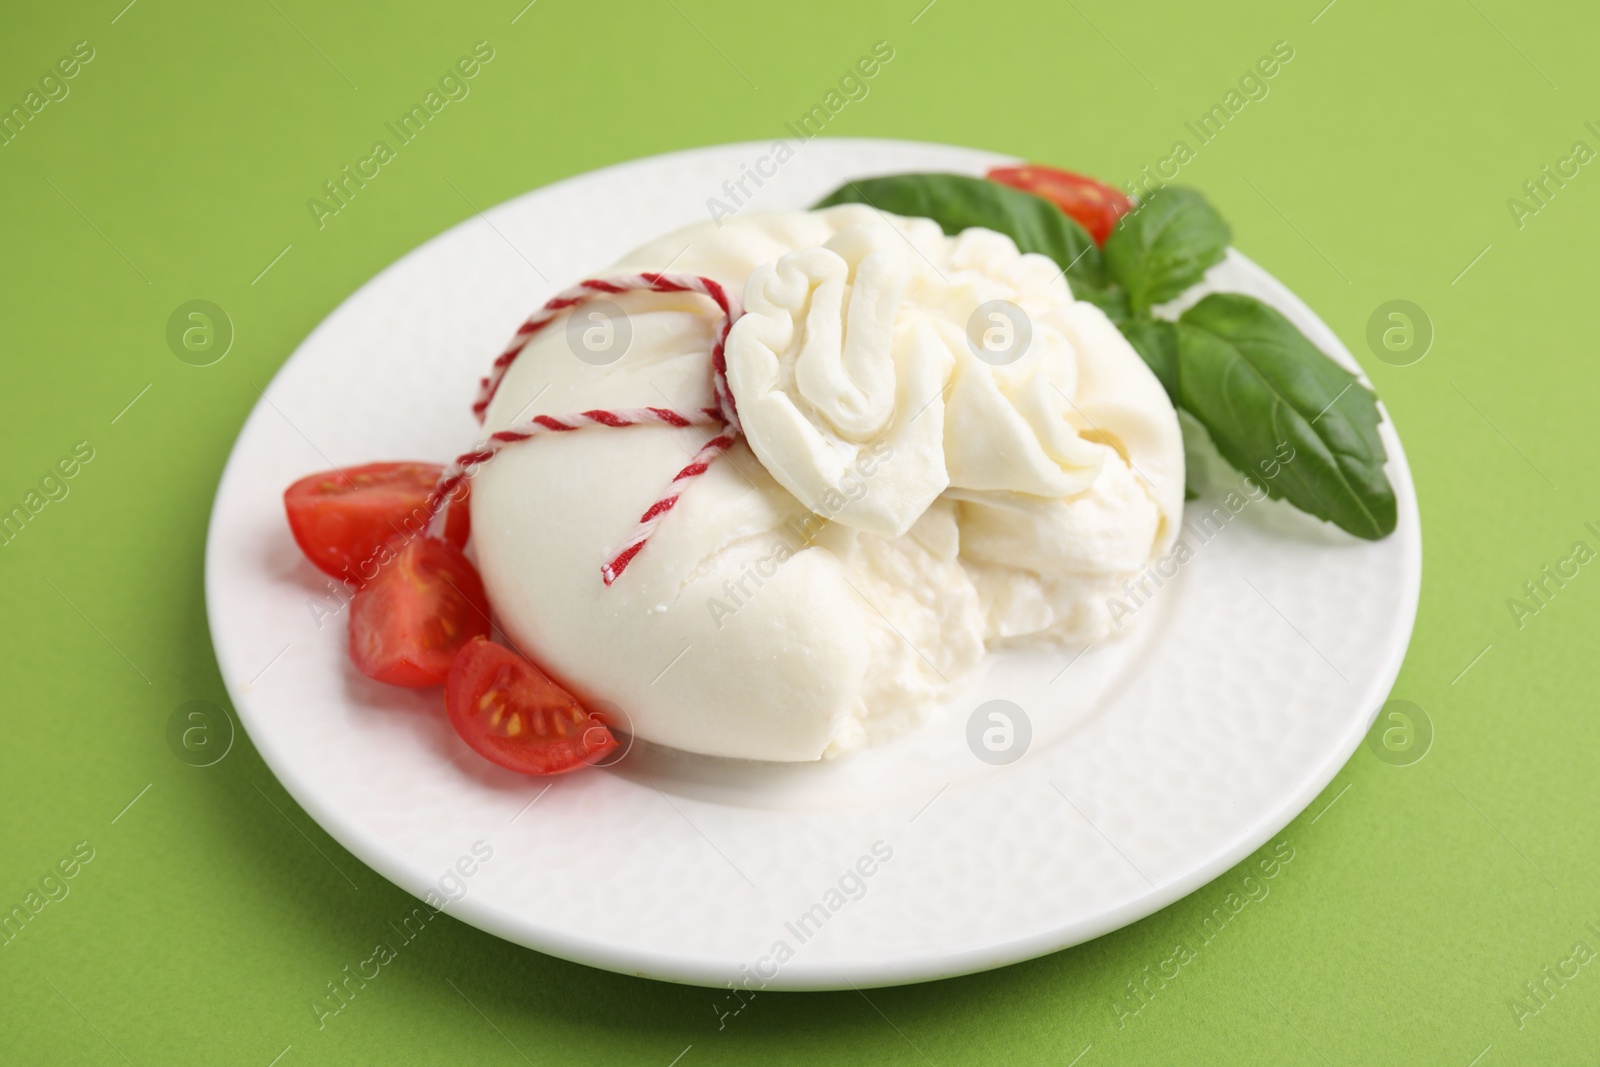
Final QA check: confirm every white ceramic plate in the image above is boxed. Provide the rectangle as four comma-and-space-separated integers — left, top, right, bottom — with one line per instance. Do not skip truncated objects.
206, 139, 1420, 990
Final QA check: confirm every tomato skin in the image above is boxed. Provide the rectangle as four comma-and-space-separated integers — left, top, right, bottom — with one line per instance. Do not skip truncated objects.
446, 637, 619, 775
348, 537, 490, 687
986, 165, 1134, 245
284, 462, 469, 586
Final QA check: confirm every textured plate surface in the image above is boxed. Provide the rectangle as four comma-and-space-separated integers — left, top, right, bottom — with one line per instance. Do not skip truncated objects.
205, 139, 1420, 990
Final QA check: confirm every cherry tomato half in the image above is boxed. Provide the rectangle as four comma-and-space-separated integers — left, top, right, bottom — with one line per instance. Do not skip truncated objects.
446, 637, 619, 775
347, 537, 490, 687
284, 462, 469, 586
986, 164, 1134, 246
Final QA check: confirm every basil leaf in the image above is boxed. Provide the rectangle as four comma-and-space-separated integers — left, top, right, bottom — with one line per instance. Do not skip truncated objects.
1119, 316, 1179, 404
1176, 293, 1396, 540
813, 173, 1111, 298
1103, 187, 1230, 314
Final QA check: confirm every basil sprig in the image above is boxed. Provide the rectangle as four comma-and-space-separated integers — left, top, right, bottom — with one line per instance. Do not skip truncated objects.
811, 173, 1396, 540
1103, 187, 1231, 314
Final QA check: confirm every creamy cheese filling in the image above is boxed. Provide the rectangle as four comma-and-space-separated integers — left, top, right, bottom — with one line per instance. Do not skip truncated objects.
469, 206, 1184, 762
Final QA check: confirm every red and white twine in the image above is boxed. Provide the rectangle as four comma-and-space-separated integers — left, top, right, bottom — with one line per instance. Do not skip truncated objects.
426, 273, 743, 586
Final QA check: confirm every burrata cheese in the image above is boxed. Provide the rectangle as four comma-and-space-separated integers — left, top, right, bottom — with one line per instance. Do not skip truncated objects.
470, 205, 1183, 762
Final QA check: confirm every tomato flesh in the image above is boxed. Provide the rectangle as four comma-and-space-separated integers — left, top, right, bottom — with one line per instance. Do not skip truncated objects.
986, 164, 1134, 245
446, 637, 618, 775
348, 537, 490, 686
285, 462, 469, 585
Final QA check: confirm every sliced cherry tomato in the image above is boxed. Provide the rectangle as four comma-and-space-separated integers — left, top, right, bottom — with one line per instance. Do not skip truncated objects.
347, 537, 490, 686
284, 462, 469, 585
446, 636, 619, 775
986, 164, 1134, 245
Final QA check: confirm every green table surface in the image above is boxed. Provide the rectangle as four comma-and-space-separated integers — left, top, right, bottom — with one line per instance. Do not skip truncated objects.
3, 0, 1598, 1063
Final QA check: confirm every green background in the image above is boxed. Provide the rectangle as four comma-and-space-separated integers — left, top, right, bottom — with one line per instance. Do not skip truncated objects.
2, 0, 1596, 1062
